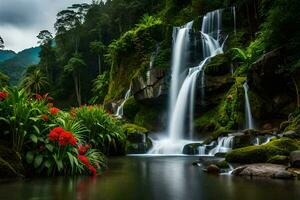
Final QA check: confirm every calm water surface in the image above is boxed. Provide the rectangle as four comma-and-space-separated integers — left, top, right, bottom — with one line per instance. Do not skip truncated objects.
0, 156, 300, 200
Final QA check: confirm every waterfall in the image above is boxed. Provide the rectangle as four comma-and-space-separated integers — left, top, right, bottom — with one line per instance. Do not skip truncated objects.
147, 8, 229, 155
115, 85, 132, 118
243, 82, 254, 129
147, 45, 160, 85
169, 9, 225, 140
209, 136, 235, 155
168, 21, 193, 125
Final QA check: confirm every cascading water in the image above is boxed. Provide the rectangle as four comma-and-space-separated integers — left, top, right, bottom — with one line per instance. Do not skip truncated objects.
243, 82, 254, 129
115, 85, 132, 118
148, 9, 227, 155
168, 21, 193, 125
209, 136, 235, 155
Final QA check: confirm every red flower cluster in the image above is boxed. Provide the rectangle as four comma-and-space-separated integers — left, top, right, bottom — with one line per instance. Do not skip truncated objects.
50, 107, 60, 115
49, 127, 77, 146
78, 144, 91, 155
0, 91, 8, 101
77, 154, 97, 176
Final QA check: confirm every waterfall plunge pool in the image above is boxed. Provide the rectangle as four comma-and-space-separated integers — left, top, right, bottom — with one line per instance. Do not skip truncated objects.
1, 156, 300, 200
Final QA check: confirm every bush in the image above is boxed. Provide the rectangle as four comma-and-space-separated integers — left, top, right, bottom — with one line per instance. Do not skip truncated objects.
73, 105, 126, 154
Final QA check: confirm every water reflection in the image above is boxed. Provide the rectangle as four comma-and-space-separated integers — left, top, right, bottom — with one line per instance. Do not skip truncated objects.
0, 156, 300, 200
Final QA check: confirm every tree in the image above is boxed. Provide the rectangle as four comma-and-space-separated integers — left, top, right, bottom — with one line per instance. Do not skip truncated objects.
21, 69, 49, 94
64, 53, 86, 106
0, 72, 9, 87
0, 36, 4, 49
90, 41, 105, 74
37, 30, 55, 80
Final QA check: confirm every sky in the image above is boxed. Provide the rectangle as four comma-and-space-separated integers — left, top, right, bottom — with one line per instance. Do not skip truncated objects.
0, 0, 92, 52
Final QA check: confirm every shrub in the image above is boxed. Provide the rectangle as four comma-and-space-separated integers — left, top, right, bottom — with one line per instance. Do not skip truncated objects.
73, 105, 126, 154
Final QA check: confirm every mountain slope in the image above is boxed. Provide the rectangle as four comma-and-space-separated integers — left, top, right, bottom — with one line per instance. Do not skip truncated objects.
0, 47, 40, 85
0, 50, 16, 62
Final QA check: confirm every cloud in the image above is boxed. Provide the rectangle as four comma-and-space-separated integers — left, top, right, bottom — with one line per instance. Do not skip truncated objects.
0, 0, 92, 52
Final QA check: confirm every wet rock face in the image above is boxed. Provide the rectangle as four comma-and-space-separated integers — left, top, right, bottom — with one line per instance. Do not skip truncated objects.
290, 150, 300, 168
132, 68, 168, 103
249, 48, 286, 95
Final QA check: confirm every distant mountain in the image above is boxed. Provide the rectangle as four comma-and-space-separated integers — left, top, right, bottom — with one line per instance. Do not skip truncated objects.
0, 47, 40, 85
0, 50, 16, 62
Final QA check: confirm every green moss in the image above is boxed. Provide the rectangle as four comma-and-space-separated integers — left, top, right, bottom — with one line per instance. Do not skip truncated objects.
205, 54, 231, 76
226, 138, 300, 164
216, 160, 229, 169
122, 123, 148, 135
123, 97, 140, 121
267, 155, 289, 165
194, 108, 218, 131
134, 105, 163, 131
216, 77, 245, 130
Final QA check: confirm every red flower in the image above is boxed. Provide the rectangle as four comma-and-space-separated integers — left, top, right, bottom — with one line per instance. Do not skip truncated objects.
47, 96, 54, 101
41, 114, 49, 121
88, 165, 97, 176
35, 93, 43, 101
77, 155, 90, 166
0, 91, 8, 101
50, 107, 60, 115
77, 155, 97, 176
78, 144, 91, 155
69, 136, 78, 146
49, 127, 64, 141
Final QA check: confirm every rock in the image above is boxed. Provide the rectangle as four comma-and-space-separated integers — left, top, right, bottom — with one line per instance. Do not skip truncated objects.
132, 68, 168, 103
272, 171, 294, 179
232, 133, 253, 149
183, 143, 202, 155
282, 130, 300, 139
267, 155, 289, 165
232, 163, 287, 178
242, 129, 259, 136
226, 138, 300, 164
290, 150, 300, 168
216, 160, 229, 169
206, 164, 220, 174
262, 123, 273, 130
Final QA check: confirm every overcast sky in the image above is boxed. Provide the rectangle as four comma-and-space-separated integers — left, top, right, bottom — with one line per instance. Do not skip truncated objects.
0, 0, 92, 52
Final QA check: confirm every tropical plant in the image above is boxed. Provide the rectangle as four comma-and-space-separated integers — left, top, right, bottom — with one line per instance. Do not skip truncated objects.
73, 105, 126, 154
21, 70, 49, 94
90, 71, 109, 104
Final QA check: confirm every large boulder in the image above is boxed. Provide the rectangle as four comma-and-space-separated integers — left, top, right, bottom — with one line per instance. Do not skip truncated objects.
226, 138, 300, 164
232, 163, 287, 178
232, 132, 253, 149
183, 143, 202, 155
206, 164, 220, 174
290, 150, 300, 168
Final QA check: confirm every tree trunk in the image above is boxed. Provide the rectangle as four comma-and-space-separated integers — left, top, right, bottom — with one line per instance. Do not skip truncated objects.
73, 73, 81, 106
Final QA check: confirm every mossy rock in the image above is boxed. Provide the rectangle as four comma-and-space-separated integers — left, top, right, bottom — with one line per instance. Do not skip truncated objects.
183, 143, 202, 155
0, 145, 24, 179
134, 104, 165, 131
205, 54, 231, 76
216, 160, 229, 169
122, 123, 148, 135
226, 138, 300, 164
267, 155, 290, 165
123, 97, 140, 121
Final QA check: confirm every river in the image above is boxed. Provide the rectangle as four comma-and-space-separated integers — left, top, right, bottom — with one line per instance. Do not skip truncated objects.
0, 156, 300, 200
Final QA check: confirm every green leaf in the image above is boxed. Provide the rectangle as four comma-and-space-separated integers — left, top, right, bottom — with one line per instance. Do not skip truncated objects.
45, 144, 54, 152
67, 152, 74, 172
34, 155, 43, 168
44, 160, 51, 168
29, 134, 38, 143
26, 151, 34, 164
